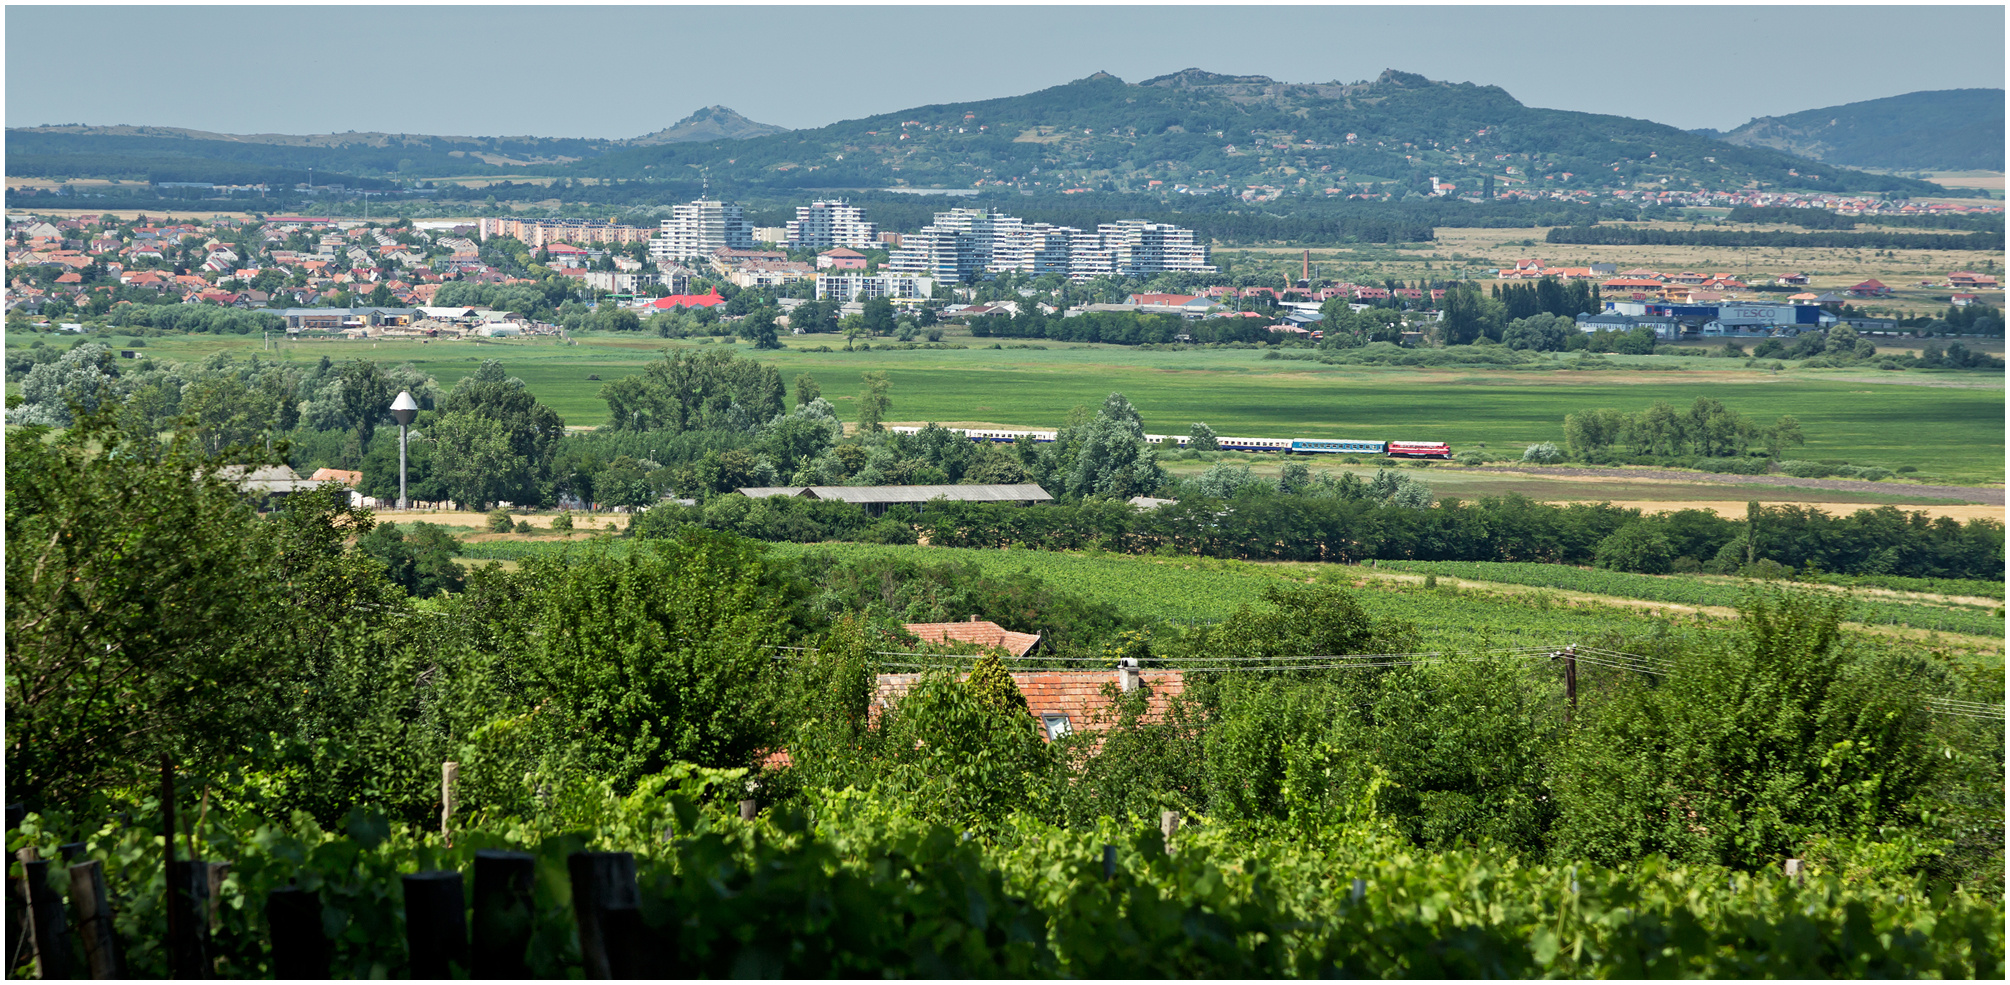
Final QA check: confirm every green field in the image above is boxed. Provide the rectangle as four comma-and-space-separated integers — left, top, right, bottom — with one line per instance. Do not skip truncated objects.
1374, 559, 2006, 638
41, 329, 2008, 484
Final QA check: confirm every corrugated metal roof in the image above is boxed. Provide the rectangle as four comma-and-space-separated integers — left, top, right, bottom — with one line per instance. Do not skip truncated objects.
737, 484, 1052, 504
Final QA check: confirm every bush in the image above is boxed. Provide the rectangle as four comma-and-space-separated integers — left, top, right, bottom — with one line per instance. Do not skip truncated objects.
1776, 460, 1836, 479
1522, 442, 1562, 464
1594, 522, 1676, 574
551, 511, 574, 530
486, 508, 514, 532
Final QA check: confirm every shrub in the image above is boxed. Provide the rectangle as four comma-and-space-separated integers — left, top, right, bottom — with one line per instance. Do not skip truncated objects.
485, 508, 513, 532
1594, 522, 1676, 574
1776, 460, 1835, 479
551, 511, 574, 530
1522, 442, 1562, 464
514, 519, 533, 533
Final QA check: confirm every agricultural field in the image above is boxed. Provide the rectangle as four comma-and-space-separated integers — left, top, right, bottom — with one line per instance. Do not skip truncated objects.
83, 328, 2007, 485
1229, 223, 2005, 320
449, 535, 2002, 659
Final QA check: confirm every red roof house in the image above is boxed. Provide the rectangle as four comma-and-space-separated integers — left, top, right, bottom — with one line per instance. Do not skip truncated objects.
646, 288, 726, 310
1847, 278, 1891, 297
904, 619, 1040, 657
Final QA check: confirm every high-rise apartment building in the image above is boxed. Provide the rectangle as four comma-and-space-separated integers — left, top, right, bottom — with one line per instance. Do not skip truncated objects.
650, 198, 754, 263
785, 200, 878, 250
887, 208, 1212, 283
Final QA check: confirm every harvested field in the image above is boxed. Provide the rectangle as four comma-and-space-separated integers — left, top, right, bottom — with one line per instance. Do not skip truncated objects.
1556, 500, 2003, 523
1460, 465, 2004, 505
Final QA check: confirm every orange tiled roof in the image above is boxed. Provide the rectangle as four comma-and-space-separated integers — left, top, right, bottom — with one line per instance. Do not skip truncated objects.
903, 620, 1041, 657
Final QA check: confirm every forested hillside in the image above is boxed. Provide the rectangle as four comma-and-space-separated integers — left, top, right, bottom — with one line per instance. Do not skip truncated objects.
1709, 88, 2005, 172
9, 69, 1952, 201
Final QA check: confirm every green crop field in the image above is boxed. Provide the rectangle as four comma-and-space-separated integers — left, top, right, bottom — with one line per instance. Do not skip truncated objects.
50, 329, 2007, 483
1375, 559, 2006, 639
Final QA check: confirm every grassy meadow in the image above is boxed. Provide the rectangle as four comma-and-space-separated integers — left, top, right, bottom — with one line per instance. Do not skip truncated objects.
82, 328, 2007, 485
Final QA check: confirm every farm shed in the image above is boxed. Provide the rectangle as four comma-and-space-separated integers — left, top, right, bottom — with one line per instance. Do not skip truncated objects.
736, 483, 1052, 516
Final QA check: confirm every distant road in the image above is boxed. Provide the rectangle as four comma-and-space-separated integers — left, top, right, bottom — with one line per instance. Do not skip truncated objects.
1460, 466, 2004, 506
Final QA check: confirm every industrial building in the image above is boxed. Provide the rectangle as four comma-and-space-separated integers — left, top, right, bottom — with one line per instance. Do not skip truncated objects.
736, 483, 1052, 515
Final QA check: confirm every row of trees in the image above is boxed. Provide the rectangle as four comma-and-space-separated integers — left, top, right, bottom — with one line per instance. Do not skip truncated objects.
646, 484, 2002, 582
1564, 397, 1804, 460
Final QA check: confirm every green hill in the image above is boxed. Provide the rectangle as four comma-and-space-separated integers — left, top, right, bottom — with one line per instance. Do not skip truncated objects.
6, 70, 1955, 202
1712, 89, 2004, 172
570, 68, 1948, 198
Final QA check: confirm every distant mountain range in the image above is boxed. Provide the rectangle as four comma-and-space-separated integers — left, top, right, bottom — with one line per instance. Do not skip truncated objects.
6, 71, 1965, 202
1693, 89, 2004, 173
629, 106, 791, 145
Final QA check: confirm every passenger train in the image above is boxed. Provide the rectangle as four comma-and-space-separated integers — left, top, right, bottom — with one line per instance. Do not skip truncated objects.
885, 425, 1451, 459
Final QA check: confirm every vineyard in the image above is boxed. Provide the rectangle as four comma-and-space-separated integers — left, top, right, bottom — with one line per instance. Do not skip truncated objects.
9, 772, 2002, 979
458, 537, 2004, 652
1374, 560, 2007, 641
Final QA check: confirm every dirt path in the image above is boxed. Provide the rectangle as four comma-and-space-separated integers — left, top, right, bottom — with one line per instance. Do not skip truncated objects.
1462, 466, 2004, 505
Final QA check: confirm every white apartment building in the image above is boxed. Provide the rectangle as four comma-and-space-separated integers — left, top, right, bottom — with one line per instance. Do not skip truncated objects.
886, 208, 997, 282
1097, 221, 1217, 277
785, 200, 879, 250
584, 270, 649, 293
887, 208, 1213, 283
649, 198, 754, 263
815, 272, 936, 302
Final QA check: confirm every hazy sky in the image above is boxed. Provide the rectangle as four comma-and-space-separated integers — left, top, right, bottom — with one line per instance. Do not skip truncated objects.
7, 5, 2004, 138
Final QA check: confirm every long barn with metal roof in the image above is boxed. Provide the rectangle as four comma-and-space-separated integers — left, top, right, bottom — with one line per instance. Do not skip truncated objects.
736, 483, 1052, 515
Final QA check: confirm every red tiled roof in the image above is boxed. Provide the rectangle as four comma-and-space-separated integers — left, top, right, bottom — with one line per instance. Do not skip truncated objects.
310, 468, 364, 486
874, 669, 1186, 741
903, 620, 1040, 657
647, 288, 725, 310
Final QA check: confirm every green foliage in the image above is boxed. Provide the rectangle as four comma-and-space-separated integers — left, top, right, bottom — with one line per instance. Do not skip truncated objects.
1549, 589, 1964, 871
5, 408, 399, 806
599, 348, 785, 433
485, 508, 513, 533
449, 530, 800, 808
354, 520, 466, 597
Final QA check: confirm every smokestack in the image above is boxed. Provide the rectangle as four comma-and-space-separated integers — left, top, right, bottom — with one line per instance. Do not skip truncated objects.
1302, 249, 1310, 282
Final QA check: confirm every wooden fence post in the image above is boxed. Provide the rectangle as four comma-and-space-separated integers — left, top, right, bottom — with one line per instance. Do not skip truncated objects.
441, 762, 459, 848
1784, 858, 1804, 886
265, 886, 330, 979
1160, 810, 1181, 855
471, 851, 535, 979
403, 870, 470, 978
738, 799, 758, 822
69, 859, 125, 978
166, 858, 212, 978
567, 852, 641, 979
204, 863, 231, 934
19, 858, 72, 980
